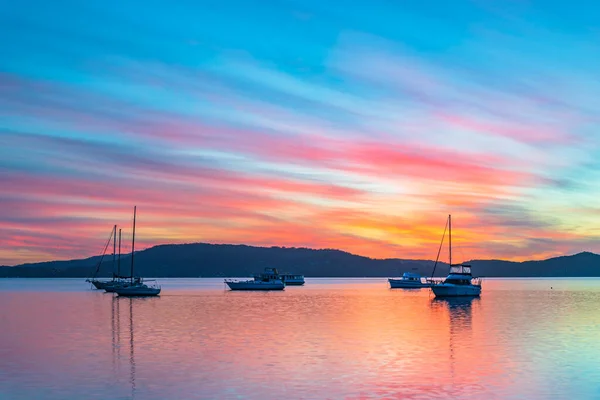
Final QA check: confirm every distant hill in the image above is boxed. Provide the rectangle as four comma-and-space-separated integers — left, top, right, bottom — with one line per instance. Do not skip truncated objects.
1, 243, 599, 278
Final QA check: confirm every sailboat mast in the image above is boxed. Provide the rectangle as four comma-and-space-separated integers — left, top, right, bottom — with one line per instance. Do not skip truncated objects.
130, 206, 136, 284
118, 228, 122, 276
431, 217, 449, 278
113, 225, 117, 276
449, 214, 452, 266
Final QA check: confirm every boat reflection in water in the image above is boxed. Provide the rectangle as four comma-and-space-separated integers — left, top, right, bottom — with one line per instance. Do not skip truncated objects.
430, 297, 481, 382
431, 297, 478, 328
111, 296, 146, 399
128, 298, 136, 399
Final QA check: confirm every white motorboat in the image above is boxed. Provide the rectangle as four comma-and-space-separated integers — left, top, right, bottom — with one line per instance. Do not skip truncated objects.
279, 273, 305, 285
431, 264, 481, 297
253, 267, 305, 286
388, 272, 432, 288
225, 278, 285, 291
430, 215, 482, 298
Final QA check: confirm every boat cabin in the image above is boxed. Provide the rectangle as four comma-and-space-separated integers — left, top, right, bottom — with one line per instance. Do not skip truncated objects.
254, 268, 281, 282
253, 267, 304, 284
401, 272, 422, 281
443, 264, 475, 285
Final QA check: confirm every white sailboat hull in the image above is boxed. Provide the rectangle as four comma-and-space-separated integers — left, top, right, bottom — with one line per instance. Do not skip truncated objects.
115, 285, 161, 296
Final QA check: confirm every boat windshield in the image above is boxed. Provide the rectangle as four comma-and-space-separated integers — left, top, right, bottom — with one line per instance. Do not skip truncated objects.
449, 265, 471, 275
444, 278, 472, 285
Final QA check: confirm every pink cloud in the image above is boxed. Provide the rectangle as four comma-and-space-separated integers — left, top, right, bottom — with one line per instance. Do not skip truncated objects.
438, 113, 580, 145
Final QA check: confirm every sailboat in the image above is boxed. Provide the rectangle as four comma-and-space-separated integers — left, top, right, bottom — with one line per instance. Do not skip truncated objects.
104, 228, 141, 292
86, 225, 118, 290
113, 206, 161, 297
430, 215, 482, 297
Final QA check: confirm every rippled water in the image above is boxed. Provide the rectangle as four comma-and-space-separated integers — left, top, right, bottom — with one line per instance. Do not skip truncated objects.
1, 278, 600, 399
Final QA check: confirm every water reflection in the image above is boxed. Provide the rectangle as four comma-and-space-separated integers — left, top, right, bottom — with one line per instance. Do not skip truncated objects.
111, 296, 118, 375
110, 296, 140, 399
430, 297, 480, 384
2, 279, 600, 399
128, 298, 136, 399
431, 297, 478, 329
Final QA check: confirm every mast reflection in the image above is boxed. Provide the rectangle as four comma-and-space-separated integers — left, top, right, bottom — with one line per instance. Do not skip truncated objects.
430, 297, 479, 380
129, 297, 136, 399
110, 296, 137, 399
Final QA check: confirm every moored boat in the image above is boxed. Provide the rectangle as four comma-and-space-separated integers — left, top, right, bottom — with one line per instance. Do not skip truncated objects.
86, 225, 119, 290
388, 272, 432, 289
114, 281, 161, 296
87, 279, 111, 290
225, 278, 285, 291
253, 267, 305, 286
114, 206, 161, 297
280, 273, 305, 285
431, 264, 481, 297
104, 229, 140, 292
104, 276, 141, 292
430, 215, 482, 298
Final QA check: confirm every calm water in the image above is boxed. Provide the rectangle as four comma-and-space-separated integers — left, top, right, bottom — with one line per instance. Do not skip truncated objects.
1, 278, 600, 399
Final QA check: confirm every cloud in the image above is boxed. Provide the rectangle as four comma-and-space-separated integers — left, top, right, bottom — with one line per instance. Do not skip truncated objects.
1, 3, 600, 264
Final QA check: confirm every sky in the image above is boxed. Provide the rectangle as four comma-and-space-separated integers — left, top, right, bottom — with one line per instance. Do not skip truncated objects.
1, 0, 600, 265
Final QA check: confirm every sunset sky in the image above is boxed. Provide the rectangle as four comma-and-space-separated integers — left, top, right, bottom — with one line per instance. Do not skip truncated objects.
1, 0, 599, 265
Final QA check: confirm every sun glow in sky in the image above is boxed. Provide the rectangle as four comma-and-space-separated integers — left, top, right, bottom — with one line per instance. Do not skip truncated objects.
1, 0, 600, 265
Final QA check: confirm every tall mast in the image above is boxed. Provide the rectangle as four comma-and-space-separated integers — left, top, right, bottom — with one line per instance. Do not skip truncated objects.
112, 225, 117, 277
430, 216, 449, 278
118, 228, 122, 277
130, 206, 136, 283
448, 214, 452, 267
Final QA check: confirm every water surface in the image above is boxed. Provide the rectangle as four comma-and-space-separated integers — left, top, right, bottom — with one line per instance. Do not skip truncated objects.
1, 278, 600, 399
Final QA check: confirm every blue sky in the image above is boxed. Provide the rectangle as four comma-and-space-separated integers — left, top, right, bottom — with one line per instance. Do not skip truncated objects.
1, 0, 599, 265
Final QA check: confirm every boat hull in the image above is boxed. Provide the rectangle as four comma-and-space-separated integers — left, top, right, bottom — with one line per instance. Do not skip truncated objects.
225, 281, 285, 291
432, 284, 481, 297
282, 279, 305, 286
88, 280, 110, 290
114, 286, 161, 296
388, 278, 432, 289
104, 285, 120, 293
104, 280, 139, 293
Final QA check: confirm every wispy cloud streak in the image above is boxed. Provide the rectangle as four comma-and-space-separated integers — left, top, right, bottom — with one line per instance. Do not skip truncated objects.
1, 0, 599, 264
